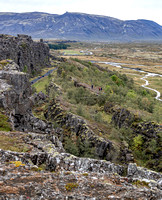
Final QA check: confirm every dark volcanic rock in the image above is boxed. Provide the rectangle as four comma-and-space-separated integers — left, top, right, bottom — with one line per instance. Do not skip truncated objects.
45, 98, 134, 163
0, 34, 50, 73
0, 131, 161, 200
0, 60, 53, 133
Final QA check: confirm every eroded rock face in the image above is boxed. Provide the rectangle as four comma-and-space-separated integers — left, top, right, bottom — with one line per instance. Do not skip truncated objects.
0, 34, 50, 74
45, 100, 134, 163
128, 163, 162, 181
0, 60, 53, 133
0, 60, 31, 114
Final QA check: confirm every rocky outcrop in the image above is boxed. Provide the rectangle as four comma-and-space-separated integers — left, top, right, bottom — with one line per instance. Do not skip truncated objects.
0, 160, 161, 200
110, 106, 160, 134
0, 60, 53, 133
128, 163, 162, 181
109, 105, 161, 171
0, 60, 161, 199
0, 34, 50, 74
0, 60, 31, 113
45, 99, 134, 163
0, 131, 123, 175
0, 131, 161, 199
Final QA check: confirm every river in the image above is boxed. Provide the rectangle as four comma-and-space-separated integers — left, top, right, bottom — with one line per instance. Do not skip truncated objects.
92, 61, 162, 102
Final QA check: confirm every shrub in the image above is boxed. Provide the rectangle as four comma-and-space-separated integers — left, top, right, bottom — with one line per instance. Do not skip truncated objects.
126, 90, 137, 99
64, 137, 79, 156
132, 180, 149, 187
132, 135, 143, 151
111, 75, 124, 86
76, 104, 84, 116
64, 137, 96, 159
23, 65, 28, 73
48, 43, 70, 50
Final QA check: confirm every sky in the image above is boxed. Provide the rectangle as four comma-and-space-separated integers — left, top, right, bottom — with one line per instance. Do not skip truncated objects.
0, 0, 162, 25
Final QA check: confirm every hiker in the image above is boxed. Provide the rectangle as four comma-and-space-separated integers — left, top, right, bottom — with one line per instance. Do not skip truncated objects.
91, 84, 93, 89
99, 87, 100, 91
101, 87, 102, 91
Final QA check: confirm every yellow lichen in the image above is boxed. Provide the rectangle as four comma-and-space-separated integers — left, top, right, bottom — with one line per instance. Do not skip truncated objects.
10, 161, 25, 167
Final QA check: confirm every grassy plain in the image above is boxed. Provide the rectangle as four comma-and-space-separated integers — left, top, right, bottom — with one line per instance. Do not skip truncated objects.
51, 42, 162, 99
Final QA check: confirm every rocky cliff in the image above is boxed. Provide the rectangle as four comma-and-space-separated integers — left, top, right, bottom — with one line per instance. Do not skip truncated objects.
0, 60, 162, 199
44, 97, 134, 164
0, 60, 52, 133
0, 34, 50, 74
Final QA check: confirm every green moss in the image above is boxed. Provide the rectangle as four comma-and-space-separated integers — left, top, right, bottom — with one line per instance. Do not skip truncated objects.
20, 42, 27, 49
132, 180, 149, 188
0, 60, 9, 69
65, 182, 79, 191
82, 173, 88, 176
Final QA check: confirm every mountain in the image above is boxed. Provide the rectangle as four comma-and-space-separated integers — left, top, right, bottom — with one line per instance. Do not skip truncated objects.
0, 11, 162, 41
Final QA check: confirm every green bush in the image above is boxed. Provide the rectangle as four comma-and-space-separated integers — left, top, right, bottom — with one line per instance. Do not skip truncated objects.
132, 135, 143, 151
126, 90, 137, 99
64, 137, 96, 158
48, 43, 70, 50
23, 65, 28, 73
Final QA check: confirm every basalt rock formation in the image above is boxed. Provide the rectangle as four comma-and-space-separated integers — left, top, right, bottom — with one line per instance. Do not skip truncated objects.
0, 34, 50, 74
105, 103, 162, 171
0, 131, 162, 199
0, 60, 162, 199
0, 60, 52, 133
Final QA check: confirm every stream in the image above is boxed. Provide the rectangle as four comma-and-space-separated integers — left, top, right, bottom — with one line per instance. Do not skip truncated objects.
92, 61, 162, 102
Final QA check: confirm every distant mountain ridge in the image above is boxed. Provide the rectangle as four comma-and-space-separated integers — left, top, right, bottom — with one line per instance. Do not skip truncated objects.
0, 11, 162, 41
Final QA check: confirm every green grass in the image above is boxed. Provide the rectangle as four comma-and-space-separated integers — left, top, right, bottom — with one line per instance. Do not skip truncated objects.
33, 57, 162, 171
61, 50, 85, 55
0, 110, 12, 132
147, 77, 162, 98
0, 134, 30, 152
32, 76, 49, 93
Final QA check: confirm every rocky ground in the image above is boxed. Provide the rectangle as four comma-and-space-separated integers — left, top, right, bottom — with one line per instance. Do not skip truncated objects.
0, 131, 162, 200
0, 54, 161, 199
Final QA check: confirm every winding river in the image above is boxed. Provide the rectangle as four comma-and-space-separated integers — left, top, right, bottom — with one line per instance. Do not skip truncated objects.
92, 61, 162, 102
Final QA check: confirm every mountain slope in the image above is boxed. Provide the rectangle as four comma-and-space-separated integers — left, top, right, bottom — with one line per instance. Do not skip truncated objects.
0, 12, 162, 41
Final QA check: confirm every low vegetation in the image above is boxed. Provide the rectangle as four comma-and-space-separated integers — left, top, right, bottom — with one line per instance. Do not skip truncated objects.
0, 133, 30, 152
0, 109, 12, 132
65, 182, 79, 191
48, 43, 70, 50
32, 43, 162, 172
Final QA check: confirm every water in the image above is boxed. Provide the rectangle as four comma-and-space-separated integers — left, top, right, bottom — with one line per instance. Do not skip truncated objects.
92, 61, 162, 102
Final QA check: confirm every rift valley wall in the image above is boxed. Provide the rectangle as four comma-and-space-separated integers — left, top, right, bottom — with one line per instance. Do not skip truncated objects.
0, 34, 50, 74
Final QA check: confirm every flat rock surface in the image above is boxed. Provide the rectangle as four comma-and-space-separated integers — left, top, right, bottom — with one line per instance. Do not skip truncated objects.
0, 162, 161, 200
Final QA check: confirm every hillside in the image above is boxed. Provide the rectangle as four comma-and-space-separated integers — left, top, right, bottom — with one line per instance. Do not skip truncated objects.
0, 12, 162, 41
0, 58, 162, 199
0, 35, 162, 199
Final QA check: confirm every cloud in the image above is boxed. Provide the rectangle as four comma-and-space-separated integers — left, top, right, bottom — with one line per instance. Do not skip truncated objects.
0, 0, 161, 25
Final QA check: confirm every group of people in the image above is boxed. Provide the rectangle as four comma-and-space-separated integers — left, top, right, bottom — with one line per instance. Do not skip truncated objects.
91, 84, 102, 91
